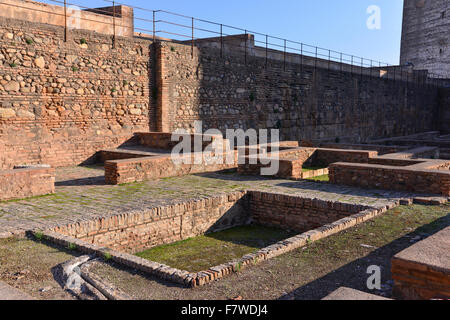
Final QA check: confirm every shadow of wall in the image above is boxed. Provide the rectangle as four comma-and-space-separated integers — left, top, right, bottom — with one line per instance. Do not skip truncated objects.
154, 39, 440, 146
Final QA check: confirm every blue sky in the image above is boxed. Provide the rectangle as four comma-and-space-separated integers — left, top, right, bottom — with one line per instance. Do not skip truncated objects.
42, 0, 404, 64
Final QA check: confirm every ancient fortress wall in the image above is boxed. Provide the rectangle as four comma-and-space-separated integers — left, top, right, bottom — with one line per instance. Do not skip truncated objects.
0, 5, 445, 169
0, 17, 153, 169
156, 41, 439, 143
0, 0, 134, 37
400, 0, 450, 77
439, 88, 450, 134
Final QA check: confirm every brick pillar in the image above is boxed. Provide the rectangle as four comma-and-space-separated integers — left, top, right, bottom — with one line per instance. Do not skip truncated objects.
155, 42, 170, 132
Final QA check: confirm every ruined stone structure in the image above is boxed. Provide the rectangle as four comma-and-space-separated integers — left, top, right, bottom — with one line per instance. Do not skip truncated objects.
1, 4, 448, 170
400, 0, 450, 77
0, 16, 152, 169
0, 0, 134, 37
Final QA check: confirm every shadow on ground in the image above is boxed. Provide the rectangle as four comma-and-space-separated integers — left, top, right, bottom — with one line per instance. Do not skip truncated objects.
278, 214, 450, 300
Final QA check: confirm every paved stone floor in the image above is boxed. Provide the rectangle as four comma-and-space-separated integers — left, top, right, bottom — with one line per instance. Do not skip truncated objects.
0, 165, 447, 237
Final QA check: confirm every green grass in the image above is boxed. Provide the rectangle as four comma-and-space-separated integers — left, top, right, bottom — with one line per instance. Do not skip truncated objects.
302, 166, 327, 172
135, 225, 296, 272
306, 174, 329, 182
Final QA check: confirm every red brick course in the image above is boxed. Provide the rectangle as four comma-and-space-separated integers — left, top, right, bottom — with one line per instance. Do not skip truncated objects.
0, 167, 55, 201
0, 17, 152, 169
392, 226, 450, 300
52, 192, 249, 253
329, 162, 450, 196
104, 150, 238, 184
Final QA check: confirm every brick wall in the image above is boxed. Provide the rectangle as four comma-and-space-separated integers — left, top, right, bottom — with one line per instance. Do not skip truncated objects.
238, 147, 377, 179
329, 162, 450, 196
439, 88, 450, 134
392, 226, 450, 300
104, 151, 238, 184
311, 149, 378, 167
238, 147, 316, 179
0, 17, 153, 169
135, 132, 229, 152
155, 41, 439, 143
0, 0, 134, 37
249, 191, 371, 232
51, 189, 375, 254
53, 192, 249, 253
0, 167, 54, 201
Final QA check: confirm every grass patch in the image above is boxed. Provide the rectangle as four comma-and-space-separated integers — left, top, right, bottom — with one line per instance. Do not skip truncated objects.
0, 193, 56, 204
136, 225, 296, 272
302, 166, 327, 172
306, 174, 329, 182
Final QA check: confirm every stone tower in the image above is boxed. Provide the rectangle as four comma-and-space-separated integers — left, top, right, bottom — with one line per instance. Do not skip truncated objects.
400, 0, 450, 77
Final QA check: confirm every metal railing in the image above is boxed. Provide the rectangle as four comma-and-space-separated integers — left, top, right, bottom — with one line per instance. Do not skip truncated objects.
0, 0, 448, 86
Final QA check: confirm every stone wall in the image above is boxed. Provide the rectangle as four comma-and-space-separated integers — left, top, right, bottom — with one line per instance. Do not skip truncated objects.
155, 41, 439, 143
104, 151, 238, 185
249, 191, 371, 232
0, 0, 134, 37
392, 226, 450, 300
439, 88, 450, 133
53, 192, 249, 253
0, 167, 54, 201
0, 17, 153, 169
400, 0, 450, 77
329, 162, 450, 196
238, 147, 378, 179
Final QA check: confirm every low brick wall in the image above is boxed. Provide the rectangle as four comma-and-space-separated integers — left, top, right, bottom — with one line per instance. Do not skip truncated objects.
329, 163, 450, 196
238, 147, 375, 180
249, 191, 371, 232
0, 167, 55, 201
105, 151, 238, 184
312, 149, 378, 167
42, 190, 387, 287
99, 149, 156, 163
135, 132, 229, 152
53, 192, 249, 253
238, 147, 316, 178
392, 226, 450, 300
300, 168, 329, 179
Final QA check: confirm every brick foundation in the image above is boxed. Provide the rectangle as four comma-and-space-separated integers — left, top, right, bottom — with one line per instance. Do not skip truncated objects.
40, 190, 386, 287
0, 167, 55, 201
329, 162, 450, 196
53, 191, 249, 253
104, 150, 238, 185
392, 226, 450, 300
249, 191, 372, 232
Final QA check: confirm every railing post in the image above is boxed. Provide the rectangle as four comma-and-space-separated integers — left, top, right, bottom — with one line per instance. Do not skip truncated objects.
153, 11, 156, 42
265, 35, 268, 68
284, 39, 286, 71
314, 46, 317, 70
112, 1, 116, 49
360, 57, 363, 78
300, 43, 303, 72
191, 17, 194, 58
351, 55, 353, 75
370, 60, 372, 77
244, 30, 247, 65
64, 0, 67, 42
220, 24, 223, 58
340, 52, 342, 72
328, 49, 330, 72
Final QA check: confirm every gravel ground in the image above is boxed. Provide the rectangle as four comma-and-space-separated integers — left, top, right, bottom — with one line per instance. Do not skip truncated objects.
86, 203, 449, 300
